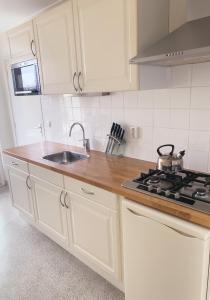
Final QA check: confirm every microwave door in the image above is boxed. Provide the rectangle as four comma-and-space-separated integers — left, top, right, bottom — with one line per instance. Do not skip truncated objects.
21, 64, 38, 92
12, 59, 41, 96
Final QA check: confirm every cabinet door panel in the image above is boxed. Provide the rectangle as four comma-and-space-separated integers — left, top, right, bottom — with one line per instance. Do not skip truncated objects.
123, 202, 210, 300
34, 0, 77, 94
8, 21, 34, 60
33, 178, 68, 247
68, 192, 121, 279
8, 168, 34, 220
74, 0, 138, 92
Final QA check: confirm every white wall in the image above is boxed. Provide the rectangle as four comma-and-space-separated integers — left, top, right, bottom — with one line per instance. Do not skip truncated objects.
40, 62, 210, 173
0, 32, 14, 149
0, 33, 14, 185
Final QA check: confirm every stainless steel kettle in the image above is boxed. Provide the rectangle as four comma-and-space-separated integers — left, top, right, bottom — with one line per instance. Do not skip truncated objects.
157, 144, 185, 172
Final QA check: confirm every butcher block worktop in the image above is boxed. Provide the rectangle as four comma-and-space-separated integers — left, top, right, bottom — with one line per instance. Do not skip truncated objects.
4, 141, 210, 229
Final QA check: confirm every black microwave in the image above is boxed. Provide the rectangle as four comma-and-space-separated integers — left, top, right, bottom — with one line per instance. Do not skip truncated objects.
11, 59, 41, 96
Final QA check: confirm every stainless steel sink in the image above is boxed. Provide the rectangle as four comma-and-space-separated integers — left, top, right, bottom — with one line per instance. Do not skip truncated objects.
42, 151, 88, 165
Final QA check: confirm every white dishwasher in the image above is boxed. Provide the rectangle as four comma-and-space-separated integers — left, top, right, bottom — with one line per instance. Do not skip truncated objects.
122, 199, 210, 300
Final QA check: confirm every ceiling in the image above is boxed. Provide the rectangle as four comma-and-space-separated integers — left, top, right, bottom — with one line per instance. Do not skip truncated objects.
0, 0, 59, 32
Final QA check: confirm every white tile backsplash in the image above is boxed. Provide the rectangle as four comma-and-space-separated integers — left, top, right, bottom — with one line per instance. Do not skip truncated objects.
188, 149, 209, 172
154, 109, 171, 128
170, 110, 189, 130
171, 65, 192, 88
188, 131, 210, 152
190, 110, 210, 131
191, 62, 210, 86
124, 91, 139, 108
41, 63, 210, 173
191, 87, 210, 109
170, 88, 191, 109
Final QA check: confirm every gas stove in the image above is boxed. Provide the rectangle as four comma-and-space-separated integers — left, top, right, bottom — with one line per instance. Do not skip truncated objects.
122, 169, 210, 214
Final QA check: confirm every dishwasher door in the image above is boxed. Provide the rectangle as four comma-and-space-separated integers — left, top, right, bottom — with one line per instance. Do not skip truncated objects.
122, 199, 210, 300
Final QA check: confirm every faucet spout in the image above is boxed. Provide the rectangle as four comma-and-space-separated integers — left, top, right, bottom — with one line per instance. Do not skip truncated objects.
69, 122, 90, 156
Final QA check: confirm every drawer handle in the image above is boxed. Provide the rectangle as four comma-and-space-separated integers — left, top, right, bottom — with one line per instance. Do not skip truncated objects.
127, 208, 197, 239
31, 39, 36, 57
26, 175, 32, 190
81, 187, 95, 195
78, 72, 83, 92
12, 162, 19, 166
64, 192, 69, 209
73, 72, 78, 92
59, 191, 65, 207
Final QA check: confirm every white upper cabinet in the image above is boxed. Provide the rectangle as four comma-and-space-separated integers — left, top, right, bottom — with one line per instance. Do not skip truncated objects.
33, 0, 77, 94
73, 0, 138, 93
7, 0, 169, 93
7, 21, 36, 61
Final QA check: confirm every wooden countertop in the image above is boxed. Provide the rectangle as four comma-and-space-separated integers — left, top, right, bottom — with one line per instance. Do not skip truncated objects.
4, 141, 210, 229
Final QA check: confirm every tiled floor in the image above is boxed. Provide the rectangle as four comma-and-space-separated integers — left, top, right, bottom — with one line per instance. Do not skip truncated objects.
0, 188, 124, 300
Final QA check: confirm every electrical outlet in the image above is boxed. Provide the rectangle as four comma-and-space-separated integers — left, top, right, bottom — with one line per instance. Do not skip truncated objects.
129, 126, 140, 139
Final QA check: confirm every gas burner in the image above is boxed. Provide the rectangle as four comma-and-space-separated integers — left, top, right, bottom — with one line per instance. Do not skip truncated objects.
147, 176, 160, 185
194, 188, 207, 197
205, 177, 210, 184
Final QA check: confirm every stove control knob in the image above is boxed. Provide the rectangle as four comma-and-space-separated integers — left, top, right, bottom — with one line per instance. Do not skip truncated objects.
148, 185, 153, 192
156, 187, 161, 194
174, 192, 180, 199
165, 190, 170, 197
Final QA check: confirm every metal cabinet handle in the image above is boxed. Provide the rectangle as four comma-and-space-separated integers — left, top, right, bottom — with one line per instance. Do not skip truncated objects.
26, 175, 32, 190
31, 40, 36, 57
81, 187, 95, 195
73, 72, 78, 92
11, 162, 19, 166
64, 192, 69, 208
78, 72, 83, 92
59, 191, 65, 207
126, 208, 197, 239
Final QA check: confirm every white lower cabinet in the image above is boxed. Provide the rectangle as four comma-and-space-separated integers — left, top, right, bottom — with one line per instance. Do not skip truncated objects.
27, 164, 122, 288
122, 199, 210, 300
7, 166, 34, 222
3, 155, 34, 221
31, 176, 68, 249
66, 191, 121, 284
7, 157, 210, 298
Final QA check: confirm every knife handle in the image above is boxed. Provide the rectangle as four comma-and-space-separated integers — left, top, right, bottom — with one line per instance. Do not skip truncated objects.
110, 122, 115, 134
120, 129, 125, 141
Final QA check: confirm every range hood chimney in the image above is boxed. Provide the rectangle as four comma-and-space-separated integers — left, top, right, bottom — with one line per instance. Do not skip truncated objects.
130, 16, 210, 66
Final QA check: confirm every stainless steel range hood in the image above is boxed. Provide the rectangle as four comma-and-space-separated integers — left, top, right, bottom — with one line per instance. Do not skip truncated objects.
130, 16, 210, 66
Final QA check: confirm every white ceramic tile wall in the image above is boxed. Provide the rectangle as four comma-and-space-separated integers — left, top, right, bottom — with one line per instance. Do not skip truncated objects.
41, 62, 210, 173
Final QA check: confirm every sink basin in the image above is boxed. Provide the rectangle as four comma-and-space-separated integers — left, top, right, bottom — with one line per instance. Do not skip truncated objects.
43, 151, 88, 165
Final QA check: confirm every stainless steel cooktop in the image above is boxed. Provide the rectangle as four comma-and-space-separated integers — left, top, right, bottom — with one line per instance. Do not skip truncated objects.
122, 169, 210, 214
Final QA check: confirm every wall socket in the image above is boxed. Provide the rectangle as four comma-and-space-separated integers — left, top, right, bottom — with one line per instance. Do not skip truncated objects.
130, 126, 140, 139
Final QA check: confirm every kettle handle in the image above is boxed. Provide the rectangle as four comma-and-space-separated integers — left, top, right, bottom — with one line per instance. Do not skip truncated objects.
157, 144, 175, 156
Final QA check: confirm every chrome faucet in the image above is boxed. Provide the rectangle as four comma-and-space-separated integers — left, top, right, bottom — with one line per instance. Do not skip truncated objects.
69, 122, 90, 156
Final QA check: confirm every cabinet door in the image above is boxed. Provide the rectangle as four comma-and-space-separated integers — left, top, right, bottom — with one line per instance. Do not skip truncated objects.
68, 192, 121, 280
34, 1, 77, 94
122, 202, 210, 300
73, 0, 138, 93
8, 167, 34, 221
7, 21, 35, 60
32, 177, 68, 248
